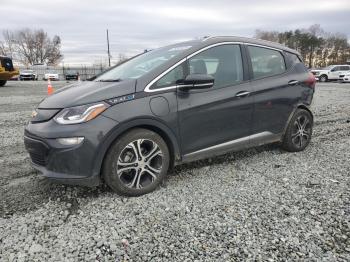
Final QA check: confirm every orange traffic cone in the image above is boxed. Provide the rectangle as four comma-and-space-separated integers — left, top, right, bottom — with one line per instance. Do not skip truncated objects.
47, 79, 54, 95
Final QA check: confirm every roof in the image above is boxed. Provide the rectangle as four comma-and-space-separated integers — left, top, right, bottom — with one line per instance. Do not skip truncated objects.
201, 36, 299, 54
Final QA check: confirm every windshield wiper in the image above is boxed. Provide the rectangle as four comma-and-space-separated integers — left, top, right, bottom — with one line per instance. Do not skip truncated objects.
96, 78, 122, 82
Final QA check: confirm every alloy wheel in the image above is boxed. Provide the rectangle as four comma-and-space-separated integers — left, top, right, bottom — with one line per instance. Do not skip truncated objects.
291, 115, 312, 149
117, 139, 163, 189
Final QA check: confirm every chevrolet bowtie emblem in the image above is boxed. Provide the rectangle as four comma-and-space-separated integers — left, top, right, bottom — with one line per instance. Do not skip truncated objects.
31, 110, 38, 118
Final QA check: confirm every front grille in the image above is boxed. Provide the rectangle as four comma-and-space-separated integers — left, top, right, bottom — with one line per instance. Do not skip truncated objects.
0, 57, 14, 71
24, 136, 50, 166
311, 72, 317, 75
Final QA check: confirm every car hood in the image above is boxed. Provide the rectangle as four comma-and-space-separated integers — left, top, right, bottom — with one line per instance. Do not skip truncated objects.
38, 79, 137, 108
311, 69, 328, 73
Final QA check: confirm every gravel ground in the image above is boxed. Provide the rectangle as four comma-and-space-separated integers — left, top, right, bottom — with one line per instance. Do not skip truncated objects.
0, 81, 349, 261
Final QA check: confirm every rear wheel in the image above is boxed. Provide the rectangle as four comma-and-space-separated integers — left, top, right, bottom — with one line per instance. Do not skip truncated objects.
282, 109, 313, 152
0, 80, 7, 87
103, 128, 170, 196
319, 75, 328, 82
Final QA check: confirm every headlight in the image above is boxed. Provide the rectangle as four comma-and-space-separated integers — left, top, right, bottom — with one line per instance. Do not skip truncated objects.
54, 102, 109, 124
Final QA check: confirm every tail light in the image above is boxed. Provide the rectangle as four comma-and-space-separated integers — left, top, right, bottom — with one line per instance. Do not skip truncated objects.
305, 72, 316, 89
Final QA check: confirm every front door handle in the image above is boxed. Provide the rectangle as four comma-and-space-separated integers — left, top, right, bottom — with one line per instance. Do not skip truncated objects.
288, 80, 299, 86
235, 91, 250, 98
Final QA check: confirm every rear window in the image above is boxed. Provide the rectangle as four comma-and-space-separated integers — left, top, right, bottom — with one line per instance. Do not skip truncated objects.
247, 46, 286, 79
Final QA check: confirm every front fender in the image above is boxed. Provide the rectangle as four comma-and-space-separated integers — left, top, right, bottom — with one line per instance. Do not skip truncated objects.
91, 117, 182, 179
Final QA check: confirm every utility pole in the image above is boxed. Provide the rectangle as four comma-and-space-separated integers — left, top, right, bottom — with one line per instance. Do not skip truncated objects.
106, 29, 111, 67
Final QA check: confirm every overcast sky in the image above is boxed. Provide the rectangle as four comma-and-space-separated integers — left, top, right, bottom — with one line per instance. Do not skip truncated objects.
2, 0, 350, 65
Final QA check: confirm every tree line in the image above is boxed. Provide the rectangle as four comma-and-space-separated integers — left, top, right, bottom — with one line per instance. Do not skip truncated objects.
255, 24, 350, 68
1, 25, 349, 68
0, 28, 62, 66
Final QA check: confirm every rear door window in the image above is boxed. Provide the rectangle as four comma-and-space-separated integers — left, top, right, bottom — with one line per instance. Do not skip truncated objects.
247, 46, 286, 79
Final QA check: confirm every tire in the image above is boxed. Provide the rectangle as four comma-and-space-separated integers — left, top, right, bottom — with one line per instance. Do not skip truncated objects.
103, 128, 170, 196
0, 80, 6, 87
319, 75, 328, 82
282, 109, 313, 152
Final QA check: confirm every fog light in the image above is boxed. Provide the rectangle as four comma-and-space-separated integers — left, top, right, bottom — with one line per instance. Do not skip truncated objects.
57, 137, 84, 146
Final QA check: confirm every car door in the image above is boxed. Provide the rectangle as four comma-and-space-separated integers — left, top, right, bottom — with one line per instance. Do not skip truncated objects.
328, 66, 340, 80
339, 66, 350, 78
246, 45, 299, 138
176, 44, 254, 159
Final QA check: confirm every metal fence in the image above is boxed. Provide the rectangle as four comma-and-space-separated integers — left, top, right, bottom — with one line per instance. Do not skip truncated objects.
18, 65, 107, 80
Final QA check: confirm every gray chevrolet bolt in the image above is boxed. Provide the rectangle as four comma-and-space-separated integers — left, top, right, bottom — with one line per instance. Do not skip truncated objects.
24, 36, 315, 196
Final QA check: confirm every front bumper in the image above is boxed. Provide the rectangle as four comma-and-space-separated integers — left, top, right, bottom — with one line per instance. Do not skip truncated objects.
44, 76, 59, 80
20, 75, 35, 80
24, 115, 118, 187
66, 75, 78, 80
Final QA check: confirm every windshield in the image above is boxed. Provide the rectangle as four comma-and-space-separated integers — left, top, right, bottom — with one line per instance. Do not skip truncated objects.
95, 43, 193, 82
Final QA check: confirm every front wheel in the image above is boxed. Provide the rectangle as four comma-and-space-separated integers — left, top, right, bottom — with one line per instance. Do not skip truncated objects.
282, 109, 313, 152
0, 80, 7, 87
319, 75, 328, 82
103, 128, 170, 196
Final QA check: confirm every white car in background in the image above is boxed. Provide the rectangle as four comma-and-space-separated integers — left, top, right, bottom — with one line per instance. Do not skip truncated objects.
311, 65, 350, 82
43, 71, 59, 81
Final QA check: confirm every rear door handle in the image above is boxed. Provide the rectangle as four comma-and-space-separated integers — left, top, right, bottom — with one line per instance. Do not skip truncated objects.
235, 91, 250, 98
288, 80, 299, 86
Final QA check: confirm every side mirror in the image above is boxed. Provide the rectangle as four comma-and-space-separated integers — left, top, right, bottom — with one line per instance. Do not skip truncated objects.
178, 74, 214, 90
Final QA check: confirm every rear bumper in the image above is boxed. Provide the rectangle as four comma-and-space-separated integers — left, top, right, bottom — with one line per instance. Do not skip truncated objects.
0, 68, 19, 80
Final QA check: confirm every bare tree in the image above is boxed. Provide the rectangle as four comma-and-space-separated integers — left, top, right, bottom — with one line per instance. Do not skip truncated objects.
255, 29, 279, 42
0, 28, 63, 65
254, 25, 350, 68
116, 53, 128, 65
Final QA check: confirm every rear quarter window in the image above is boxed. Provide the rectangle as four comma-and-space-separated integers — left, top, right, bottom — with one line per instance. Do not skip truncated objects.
284, 52, 308, 72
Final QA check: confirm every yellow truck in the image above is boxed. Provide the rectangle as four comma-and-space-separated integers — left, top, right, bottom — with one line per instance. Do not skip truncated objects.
0, 56, 19, 86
